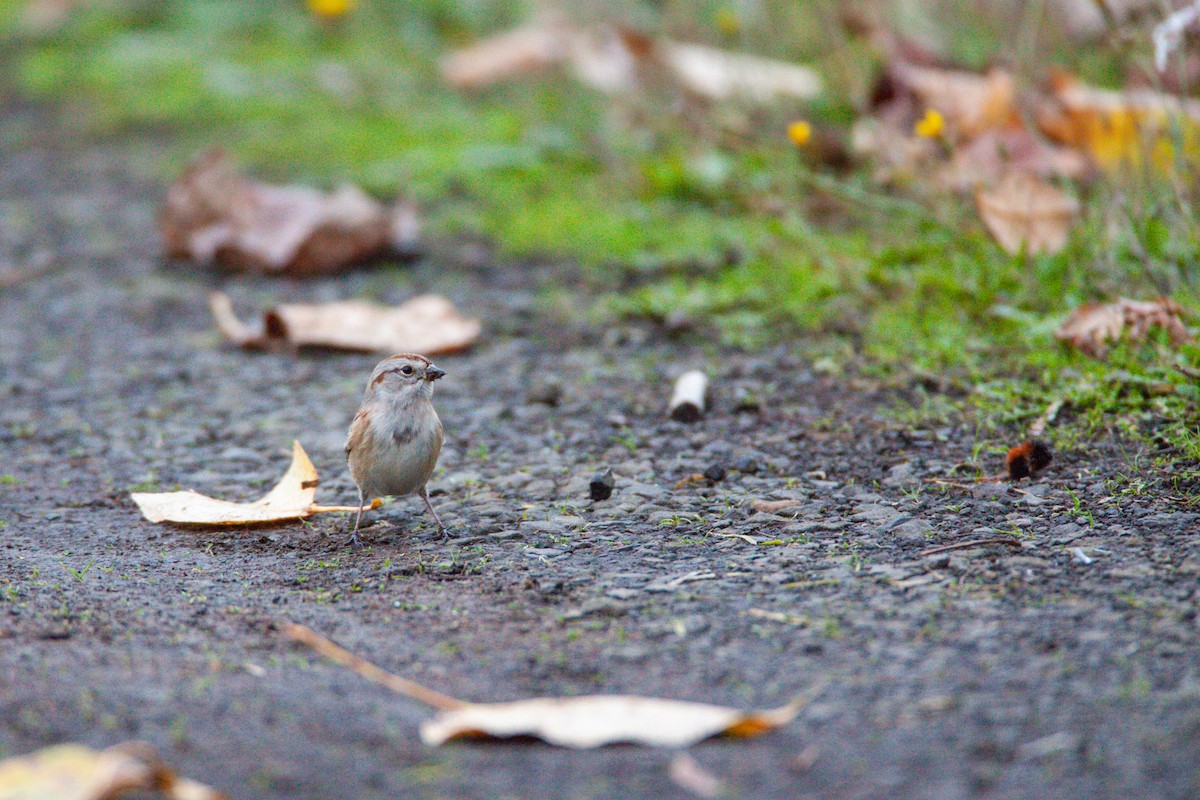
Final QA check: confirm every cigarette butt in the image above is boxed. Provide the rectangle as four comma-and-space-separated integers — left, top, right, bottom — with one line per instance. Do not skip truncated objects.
669, 370, 708, 422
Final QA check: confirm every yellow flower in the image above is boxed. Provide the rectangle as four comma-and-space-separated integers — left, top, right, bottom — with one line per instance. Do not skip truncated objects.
787, 120, 812, 147
715, 8, 740, 36
915, 108, 945, 139
308, 0, 354, 18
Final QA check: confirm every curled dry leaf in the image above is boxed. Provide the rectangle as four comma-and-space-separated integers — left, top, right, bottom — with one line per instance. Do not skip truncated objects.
285, 622, 810, 749
161, 150, 420, 277
441, 15, 820, 102
131, 440, 370, 526
1055, 297, 1192, 358
0, 741, 226, 800
209, 292, 481, 355
419, 694, 806, 749
975, 172, 1080, 255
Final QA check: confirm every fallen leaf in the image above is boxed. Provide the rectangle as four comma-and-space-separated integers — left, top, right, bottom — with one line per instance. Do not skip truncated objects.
888, 62, 1020, 140
440, 14, 575, 89
1055, 297, 1192, 357
131, 440, 371, 525
0, 741, 226, 800
209, 292, 481, 355
1037, 73, 1200, 172
975, 171, 1080, 255
441, 16, 820, 102
285, 622, 810, 749
659, 40, 821, 102
939, 127, 1090, 191
161, 150, 419, 276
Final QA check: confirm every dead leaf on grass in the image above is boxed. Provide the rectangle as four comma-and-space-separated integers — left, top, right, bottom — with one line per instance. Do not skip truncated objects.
441, 15, 820, 102
888, 62, 1020, 141
285, 622, 810, 748
0, 741, 226, 800
975, 171, 1080, 255
1055, 296, 1192, 357
161, 150, 420, 277
659, 40, 821, 102
209, 292, 481, 354
940, 127, 1090, 190
131, 440, 372, 525
1037, 73, 1200, 173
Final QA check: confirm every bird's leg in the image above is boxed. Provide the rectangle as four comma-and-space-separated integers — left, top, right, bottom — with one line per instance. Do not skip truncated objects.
420, 486, 447, 539
346, 488, 366, 547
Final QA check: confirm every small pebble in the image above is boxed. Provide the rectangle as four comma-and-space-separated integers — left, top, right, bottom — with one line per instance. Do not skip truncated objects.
590, 467, 615, 501
703, 463, 726, 483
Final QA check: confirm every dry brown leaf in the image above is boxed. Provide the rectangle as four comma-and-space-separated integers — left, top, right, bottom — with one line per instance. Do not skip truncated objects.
660, 41, 821, 102
889, 63, 1020, 140
1055, 297, 1192, 358
441, 17, 820, 102
285, 622, 810, 749
1037, 73, 1200, 171
939, 128, 1090, 191
440, 14, 574, 89
975, 172, 1080, 255
209, 292, 481, 354
131, 440, 370, 526
161, 150, 419, 277
0, 741, 226, 800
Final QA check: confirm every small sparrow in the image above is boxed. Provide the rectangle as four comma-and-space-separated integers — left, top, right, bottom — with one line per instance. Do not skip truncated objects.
345, 353, 446, 545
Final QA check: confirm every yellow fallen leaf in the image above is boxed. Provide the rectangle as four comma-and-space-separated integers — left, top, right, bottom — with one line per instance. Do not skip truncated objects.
0, 741, 226, 800
1055, 297, 1192, 358
285, 623, 811, 749
209, 292, 481, 355
1038, 73, 1200, 172
976, 172, 1080, 255
131, 441, 371, 525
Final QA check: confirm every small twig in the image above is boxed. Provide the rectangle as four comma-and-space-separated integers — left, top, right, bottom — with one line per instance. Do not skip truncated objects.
1176, 364, 1200, 381
284, 622, 468, 711
1028, 398, 1064, 438
918, 538, 1024, 557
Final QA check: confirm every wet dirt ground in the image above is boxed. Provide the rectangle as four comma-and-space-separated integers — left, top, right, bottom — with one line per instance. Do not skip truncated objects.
2, 106, 1200, 799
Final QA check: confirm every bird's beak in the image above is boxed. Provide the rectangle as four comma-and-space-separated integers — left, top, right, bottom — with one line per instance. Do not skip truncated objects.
426, 366, 446, 382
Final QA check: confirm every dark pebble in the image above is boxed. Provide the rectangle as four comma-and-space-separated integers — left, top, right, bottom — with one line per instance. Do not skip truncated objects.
704, 463, 726, 483
590, 467, 615, 501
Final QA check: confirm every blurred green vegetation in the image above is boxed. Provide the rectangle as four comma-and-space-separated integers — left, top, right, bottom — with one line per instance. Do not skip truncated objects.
2, 0, 1198, 468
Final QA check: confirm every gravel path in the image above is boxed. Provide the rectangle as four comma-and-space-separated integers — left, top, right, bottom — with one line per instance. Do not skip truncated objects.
2, 109, 1200, 800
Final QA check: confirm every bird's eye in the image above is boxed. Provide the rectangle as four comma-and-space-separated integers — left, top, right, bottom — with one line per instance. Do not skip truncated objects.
400, 365, 414, 375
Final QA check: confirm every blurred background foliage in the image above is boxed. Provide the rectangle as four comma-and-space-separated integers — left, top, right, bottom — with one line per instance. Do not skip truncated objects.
2, 1, 1198, 461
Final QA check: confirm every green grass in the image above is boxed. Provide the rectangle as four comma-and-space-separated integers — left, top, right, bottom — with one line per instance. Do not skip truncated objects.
3, 0, 1198, 471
